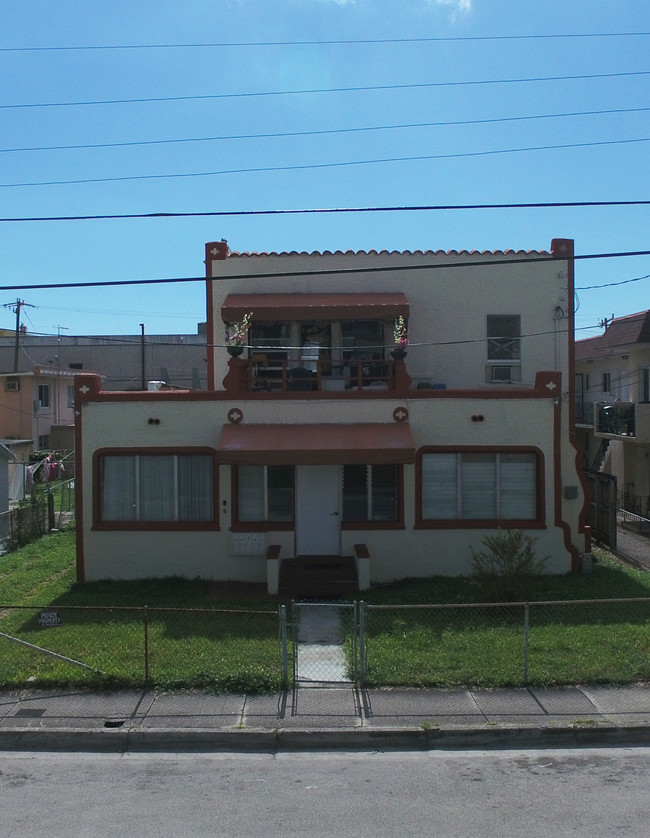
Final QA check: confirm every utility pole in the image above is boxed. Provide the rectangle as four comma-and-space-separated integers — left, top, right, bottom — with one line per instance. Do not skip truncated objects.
2, 299, 35, 372
53, 324, 69, 427
140, 324, 146, 390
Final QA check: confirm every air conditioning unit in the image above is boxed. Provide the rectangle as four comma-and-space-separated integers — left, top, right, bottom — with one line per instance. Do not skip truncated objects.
5, 380, 19, 391
487, 364, 522, 384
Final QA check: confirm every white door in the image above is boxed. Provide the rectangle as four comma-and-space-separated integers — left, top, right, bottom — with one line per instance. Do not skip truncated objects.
295, 465, 341, 556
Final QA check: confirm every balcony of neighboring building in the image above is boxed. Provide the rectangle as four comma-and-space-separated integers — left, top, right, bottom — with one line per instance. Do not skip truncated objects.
594, 401, 650, 442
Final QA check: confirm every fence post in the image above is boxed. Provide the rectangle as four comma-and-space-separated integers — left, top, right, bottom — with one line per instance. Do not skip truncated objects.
359, 601, 366, 686
47, 489, 55, 531
143, 606, 150, 683
523, 603, 529, 684
279, 604, 289, 689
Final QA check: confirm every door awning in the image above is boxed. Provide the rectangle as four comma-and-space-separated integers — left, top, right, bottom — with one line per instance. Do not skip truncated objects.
217, 423, 415, 465
221, 293, 409, 322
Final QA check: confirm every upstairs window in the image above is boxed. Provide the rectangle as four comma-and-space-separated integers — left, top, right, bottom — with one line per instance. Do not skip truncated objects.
37, 384, 50, 408
487, 315, 521, 362
602, 372, 611, 394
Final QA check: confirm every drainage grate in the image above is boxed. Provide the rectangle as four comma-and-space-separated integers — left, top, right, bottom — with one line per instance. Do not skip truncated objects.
103, 717, 126, 728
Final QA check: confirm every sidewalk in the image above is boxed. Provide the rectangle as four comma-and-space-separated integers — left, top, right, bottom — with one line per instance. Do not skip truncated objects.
2, 684, 650, 753
615, 524, 650, 571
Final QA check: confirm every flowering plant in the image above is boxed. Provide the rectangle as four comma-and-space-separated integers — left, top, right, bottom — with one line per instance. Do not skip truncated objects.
393, 316, 408, 348
226, 312, 253, 346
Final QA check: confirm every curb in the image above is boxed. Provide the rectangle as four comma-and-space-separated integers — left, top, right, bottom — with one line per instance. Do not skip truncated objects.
2, 724, 650, 753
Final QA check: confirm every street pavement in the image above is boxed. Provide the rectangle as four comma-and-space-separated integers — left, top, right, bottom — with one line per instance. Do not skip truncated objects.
1, 683, 650, 753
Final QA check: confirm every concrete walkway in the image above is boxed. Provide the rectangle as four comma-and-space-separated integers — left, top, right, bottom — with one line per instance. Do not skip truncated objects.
1, 684, 650, 753
295, 603, 349, 684
615, 525, 650, 571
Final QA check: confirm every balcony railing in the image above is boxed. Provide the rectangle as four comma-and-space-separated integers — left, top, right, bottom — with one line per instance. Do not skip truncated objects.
596, 402, 636, 438
223, 357, 412, 395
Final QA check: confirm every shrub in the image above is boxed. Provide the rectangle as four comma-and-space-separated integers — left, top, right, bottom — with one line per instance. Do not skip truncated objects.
470, 529, 549, 601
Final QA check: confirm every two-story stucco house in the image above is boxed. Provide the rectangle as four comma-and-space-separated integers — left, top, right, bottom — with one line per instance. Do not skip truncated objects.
0, 365, 79, 452
74, 238, 589, 592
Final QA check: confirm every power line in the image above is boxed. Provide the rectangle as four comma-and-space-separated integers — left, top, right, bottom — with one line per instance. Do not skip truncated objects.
4, 136, 650, 189
2, 32, 649, 51
3, 106, 649, 155
2, 70, 648, 110
3, 199, 650, 223
1, 249, 649, 293
576, 273, 650, 290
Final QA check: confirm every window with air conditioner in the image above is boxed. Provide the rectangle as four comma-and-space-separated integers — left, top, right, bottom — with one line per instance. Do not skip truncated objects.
486, 314, 521, 383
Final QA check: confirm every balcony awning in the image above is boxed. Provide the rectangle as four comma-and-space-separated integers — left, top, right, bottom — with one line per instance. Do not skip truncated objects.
217, 423, 415, 465
221, 293, 409, 322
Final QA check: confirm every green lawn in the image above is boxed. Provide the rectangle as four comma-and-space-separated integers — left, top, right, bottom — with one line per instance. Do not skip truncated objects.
1, 532, 649, 690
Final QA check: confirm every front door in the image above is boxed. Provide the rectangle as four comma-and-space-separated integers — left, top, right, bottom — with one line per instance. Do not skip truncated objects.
295, 465, 341, 556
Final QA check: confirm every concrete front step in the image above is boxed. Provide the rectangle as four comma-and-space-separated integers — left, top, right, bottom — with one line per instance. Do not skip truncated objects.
279, 556, 358, 597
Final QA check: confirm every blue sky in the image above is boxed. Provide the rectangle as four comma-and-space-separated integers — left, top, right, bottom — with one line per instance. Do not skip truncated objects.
0, 0, 648, 338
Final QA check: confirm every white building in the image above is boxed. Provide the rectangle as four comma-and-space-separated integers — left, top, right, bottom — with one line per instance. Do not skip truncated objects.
74, 238, 589, 592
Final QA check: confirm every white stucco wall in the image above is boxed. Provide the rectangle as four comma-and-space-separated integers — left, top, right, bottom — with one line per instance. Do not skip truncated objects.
79, 391, 584, 583
209, 249, 570, 394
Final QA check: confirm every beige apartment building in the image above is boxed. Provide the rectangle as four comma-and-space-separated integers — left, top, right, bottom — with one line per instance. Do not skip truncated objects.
74, 238, 589, 592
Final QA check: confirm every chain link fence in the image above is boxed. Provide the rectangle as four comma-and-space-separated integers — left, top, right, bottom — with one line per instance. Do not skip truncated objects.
361, 598, 650, 687
1, 598, 649, 691
1, 479, 76, 549
0, 604, 282, 692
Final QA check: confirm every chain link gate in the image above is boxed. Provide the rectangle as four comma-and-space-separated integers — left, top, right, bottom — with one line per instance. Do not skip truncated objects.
289, 601, 362, 685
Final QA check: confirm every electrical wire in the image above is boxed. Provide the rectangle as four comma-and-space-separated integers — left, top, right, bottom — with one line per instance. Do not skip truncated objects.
4, 137, 650, 189
3, 70, 648, 110
3, 32, 650, 51
1, 249, 649, 293
3, 106, 649, 155
3, 199, 650, 223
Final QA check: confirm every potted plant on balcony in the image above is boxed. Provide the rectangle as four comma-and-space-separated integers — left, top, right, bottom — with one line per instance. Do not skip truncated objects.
391, 316, 408, 359
226, 312, 253, 357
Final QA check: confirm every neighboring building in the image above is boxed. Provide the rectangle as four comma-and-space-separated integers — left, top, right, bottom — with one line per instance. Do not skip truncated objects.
0, 366, 80, 452
575, 310, 650, 515
74, 238, 589, 591
0, 442, 15, 535
0, 329, 207, 392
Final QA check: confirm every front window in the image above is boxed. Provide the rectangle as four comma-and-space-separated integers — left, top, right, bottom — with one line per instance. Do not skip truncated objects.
420, 450, 538, 523
237, 465, 294, 522
342, 464, 398, 522
99, 453, 214, 525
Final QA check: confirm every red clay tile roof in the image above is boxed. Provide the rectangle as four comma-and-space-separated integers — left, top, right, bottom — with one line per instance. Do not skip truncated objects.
225, 248, 551, 258
575, 310, 650, 359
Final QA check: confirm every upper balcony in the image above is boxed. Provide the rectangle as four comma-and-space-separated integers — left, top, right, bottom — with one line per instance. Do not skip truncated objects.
223, 355, 415, 396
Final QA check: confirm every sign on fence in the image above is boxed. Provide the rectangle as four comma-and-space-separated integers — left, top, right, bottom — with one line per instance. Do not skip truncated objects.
38, 611, 63, 628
